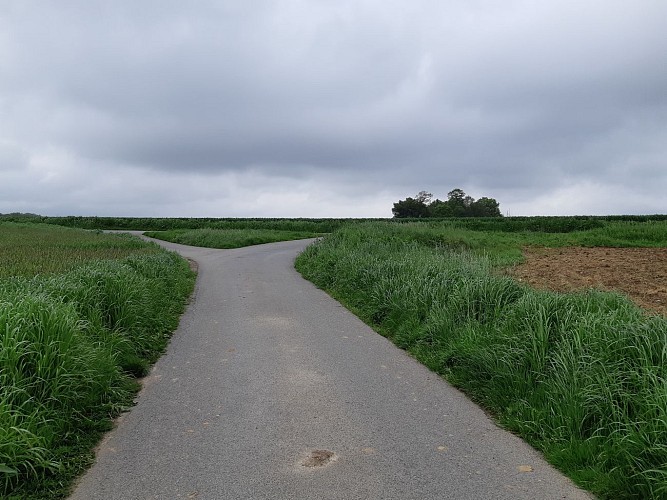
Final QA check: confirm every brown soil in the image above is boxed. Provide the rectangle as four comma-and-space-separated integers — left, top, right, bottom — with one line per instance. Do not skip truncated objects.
508, 247, 667, 316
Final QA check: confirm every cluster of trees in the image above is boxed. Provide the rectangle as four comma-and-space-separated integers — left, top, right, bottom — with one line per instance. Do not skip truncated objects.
392, 189, 501, 218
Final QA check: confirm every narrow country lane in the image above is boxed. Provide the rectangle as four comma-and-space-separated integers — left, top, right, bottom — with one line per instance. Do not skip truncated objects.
70, 237, 592, 500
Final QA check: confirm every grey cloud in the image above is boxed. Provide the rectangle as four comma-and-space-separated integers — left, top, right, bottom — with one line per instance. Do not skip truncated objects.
1, 0, 666, 216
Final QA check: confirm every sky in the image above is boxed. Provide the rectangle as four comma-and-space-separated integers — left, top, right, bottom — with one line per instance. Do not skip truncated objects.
1, 1, 666, 217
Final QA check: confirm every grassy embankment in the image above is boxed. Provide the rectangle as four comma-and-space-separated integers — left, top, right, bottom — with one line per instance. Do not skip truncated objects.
295, 220, 667, 500
0, 223, 195, 499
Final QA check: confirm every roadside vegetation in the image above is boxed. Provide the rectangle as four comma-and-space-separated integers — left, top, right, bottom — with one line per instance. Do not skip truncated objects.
0, 223, 195, 499
3, 215, 666, 497
295, 221, 667, 499
145, 227, 321, 248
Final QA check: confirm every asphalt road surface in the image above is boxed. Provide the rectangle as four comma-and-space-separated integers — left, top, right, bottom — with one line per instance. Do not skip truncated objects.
70, 237, 592, 500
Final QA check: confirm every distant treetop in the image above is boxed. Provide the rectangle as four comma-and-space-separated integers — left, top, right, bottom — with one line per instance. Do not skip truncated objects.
392, 189, 501, 218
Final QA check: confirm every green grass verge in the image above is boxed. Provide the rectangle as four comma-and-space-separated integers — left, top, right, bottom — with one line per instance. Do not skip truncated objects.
145, 228, 321, 248
295, 222, 667, 499
0, 223, 196, 499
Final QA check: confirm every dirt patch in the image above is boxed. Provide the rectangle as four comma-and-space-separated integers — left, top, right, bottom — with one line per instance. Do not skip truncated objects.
509, 247, 667, 316
301, 450, 335, 468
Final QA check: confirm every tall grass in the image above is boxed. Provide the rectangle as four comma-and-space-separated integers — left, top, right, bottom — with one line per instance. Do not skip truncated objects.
296, 222, 667, 499
145, 228, 320, 249
0, 224, 195, 498
0, 222, 158, 278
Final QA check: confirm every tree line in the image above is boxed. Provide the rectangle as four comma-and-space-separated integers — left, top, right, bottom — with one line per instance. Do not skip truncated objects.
392, 189, 502, 218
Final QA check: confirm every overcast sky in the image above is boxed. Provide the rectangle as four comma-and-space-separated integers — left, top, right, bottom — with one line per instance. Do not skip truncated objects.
1, 1, 666, 217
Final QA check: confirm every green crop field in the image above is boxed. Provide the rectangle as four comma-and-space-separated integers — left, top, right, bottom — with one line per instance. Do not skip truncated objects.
144, 227, 322, 249
0, 223, 160, 278
295, 221, 667, 499
5, 212, 667, 234
1, 214, 352, 233
0, 223, 195, 499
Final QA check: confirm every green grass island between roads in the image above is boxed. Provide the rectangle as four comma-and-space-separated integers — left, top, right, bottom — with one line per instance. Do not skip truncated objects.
1, 215, 666, 499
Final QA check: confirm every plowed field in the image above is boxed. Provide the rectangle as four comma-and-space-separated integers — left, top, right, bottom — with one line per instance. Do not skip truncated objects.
510, 247, 667, 316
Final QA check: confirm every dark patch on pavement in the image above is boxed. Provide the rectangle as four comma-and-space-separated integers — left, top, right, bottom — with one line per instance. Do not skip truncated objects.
302, 450, 335, 468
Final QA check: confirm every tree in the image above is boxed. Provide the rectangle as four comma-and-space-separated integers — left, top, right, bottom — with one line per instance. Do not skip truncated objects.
392, 197, 429, 218
415, 191, 433, 204
392, 188, 502, 218
470, 197, 501, 217
428, 199, 453, 217
447, 188, 467, 216
447, 188, 466, 203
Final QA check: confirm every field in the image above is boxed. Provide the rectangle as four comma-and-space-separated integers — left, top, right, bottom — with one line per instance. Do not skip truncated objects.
2, 215, 351, 233
0, 223, 160, 278
511, 247, 667, 316
0, 223, 196, 499
2, 216, 666, 499
295, 220, 667, 499
144, 227, 322, 248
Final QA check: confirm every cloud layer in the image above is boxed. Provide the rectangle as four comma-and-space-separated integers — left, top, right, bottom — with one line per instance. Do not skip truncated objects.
1, 1, 666, 216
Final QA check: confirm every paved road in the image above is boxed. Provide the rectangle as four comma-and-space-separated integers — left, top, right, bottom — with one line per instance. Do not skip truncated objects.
70, 237, 592, 499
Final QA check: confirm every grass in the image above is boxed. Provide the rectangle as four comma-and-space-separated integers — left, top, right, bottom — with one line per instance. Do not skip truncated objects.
295, 222, 667, 499
0, 222, 196, 499
144, 228, 321, 248
26, 215, 353, 232
0, 223, 159, 278
341, 219, 667, 267
3, 217, 665, 497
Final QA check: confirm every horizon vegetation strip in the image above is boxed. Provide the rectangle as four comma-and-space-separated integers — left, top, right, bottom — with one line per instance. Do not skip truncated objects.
3, 213, 667, 234
145, 228, 322, 249
294, 222, 667, 499
0, 223, 196, 498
